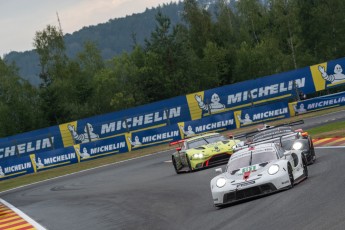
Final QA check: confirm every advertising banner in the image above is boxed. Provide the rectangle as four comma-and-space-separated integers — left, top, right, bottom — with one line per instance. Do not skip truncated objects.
178, 112, 236, 139
290, 91, 345, 116
0, 155, 34, 181
187, 66, 315, 120
73, 135, 128, 161
125, 125, 180, 151
234, 101, 290, 128
310, 57, 345, 91
30, 147, 78, 172
60, 95, 191, 146
0, 126, 63, 160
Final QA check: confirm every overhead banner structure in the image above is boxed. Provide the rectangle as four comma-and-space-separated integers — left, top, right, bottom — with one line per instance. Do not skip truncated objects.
234, 101, 290, 128
289, 91, 345, 116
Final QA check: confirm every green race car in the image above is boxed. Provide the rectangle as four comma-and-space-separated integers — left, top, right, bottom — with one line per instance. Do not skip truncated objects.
170, 133, 240, 174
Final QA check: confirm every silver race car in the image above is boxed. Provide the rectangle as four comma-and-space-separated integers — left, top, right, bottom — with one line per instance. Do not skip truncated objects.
210, 143, 308, 208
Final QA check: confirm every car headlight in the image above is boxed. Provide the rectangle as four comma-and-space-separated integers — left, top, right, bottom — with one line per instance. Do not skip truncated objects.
216, 177, 226, 188
268, 164, 280, 175
192, 153, 204, 159
292, 142, 303, 150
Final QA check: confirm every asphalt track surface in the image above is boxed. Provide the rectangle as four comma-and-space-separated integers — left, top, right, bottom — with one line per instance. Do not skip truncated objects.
1, 110, 345, 230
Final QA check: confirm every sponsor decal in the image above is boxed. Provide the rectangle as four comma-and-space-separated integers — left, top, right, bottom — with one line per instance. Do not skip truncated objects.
0, 137, 54, 159
101, 107, 181, 135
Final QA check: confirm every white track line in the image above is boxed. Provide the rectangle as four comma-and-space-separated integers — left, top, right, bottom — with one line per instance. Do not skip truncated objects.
0, 198, 47, 230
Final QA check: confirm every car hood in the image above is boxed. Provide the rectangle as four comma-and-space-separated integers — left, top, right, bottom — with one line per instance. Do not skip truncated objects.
186, 139, 240, 156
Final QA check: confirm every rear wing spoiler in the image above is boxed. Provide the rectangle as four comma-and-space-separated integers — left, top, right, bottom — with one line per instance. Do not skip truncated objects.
233, 132, 299, 152
169, 139, 185, 146
235, 120, 305, 140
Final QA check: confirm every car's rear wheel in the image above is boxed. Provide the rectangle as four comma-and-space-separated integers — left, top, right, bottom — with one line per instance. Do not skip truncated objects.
172, 156, 181, 174
288, 163, 294, 188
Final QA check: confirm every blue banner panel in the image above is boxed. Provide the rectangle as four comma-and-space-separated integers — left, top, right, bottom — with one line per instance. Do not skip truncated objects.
187, 66, 315, 119
32, 147, 78, 172
126, 125, 181, 151
68, 95, 191, 145
235, 101, 290, 128
74, 135, 128, 162
0, 125, 63, 160
178, 112, 236, 139
0, 156, 34, 181
293, 91, 345, 115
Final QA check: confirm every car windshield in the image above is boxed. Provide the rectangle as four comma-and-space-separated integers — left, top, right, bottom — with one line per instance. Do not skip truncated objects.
227, 148, 278, 173
186, 134, 225, 149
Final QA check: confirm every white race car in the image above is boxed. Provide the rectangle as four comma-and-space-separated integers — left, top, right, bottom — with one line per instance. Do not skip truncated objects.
210, 143, 308, 207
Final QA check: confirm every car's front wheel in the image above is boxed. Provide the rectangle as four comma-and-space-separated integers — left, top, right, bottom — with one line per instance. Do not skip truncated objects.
186, 156, 193, 172
288, 163, 294, 188
302, 156, 308, 178
172, 156, 181, 174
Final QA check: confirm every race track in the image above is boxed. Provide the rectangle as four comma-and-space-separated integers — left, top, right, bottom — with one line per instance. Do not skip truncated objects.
1, 110, 345, 230
1, 147, 345, 230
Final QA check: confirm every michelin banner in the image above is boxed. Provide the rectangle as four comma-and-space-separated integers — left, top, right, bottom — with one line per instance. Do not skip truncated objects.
60, 95, 191, 147
0, 155, 34, 181
187, 68, 314, 120
235, 101, 290, 128
30, 147, 78, 172
178, 112, 236, 139
73, 135, 128, 161
310, 57, 345, 92
0, 126, 63, 160
290, 91, 345, 116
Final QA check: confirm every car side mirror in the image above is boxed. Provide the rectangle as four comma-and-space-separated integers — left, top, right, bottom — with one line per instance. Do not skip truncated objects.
215, 168, 223, 174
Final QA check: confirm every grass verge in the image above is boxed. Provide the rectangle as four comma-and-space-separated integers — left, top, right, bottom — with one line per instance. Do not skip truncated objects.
0, 106, 344, 193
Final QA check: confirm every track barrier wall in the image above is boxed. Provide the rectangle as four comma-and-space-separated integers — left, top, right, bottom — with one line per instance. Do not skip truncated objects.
1, 57, 345, 180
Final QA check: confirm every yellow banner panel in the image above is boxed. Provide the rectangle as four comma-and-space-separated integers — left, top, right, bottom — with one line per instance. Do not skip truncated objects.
59, 121, 78, 147
186, 91, 204, 120
29, 154, 37, 173
234, 110, 242, 129
288, 102, 297, 117
310, 62, 327, 91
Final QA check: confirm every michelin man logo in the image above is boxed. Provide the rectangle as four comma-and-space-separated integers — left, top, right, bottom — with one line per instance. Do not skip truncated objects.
293, 103, 307, 114
237, 113, 253, 125
128, 136, 142, 147
68, 123, 99, 143
35, 157, 44, 169
195, 93, 225, 113
180, 125, 195, 137
318, 64, 345, 83
76, 147, 90, 159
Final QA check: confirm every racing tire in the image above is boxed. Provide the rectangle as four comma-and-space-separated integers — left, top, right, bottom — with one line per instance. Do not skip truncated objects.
302, 156, 308, 178
288, 163, 294, 188
172, 156, 181, 174
186, 156, 193, 172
